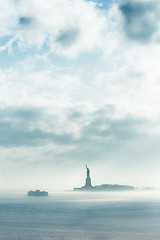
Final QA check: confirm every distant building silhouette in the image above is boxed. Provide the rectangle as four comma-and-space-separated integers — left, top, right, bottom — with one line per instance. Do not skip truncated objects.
74, 166, 135, 191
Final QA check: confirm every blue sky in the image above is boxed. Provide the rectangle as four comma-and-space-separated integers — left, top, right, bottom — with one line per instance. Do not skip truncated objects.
0, 0, 160, 191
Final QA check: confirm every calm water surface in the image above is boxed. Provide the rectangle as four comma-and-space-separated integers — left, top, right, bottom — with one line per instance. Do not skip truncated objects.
0, 191, 160, 240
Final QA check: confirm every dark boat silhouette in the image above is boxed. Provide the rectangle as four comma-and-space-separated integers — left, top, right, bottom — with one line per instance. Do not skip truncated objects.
28, 190, 48, 196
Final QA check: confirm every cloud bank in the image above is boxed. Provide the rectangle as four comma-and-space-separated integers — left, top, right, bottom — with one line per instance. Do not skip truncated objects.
1, 0, 160, 189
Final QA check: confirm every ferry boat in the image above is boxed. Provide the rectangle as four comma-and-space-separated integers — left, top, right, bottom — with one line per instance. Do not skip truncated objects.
28, 190, 48, 196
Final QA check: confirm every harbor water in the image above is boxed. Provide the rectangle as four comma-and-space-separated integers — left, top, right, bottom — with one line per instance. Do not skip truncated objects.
0, 191, 160, 240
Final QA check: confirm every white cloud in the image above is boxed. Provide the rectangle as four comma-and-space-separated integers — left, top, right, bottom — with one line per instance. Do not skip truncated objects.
0, 0, 108, 57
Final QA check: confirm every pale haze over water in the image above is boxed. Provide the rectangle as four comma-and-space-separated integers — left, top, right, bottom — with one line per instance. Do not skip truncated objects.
0, 191, 160, 240
1, 0, 160, 239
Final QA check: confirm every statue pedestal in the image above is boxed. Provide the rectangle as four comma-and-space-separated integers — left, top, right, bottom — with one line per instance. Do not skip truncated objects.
85, 177, 92, 187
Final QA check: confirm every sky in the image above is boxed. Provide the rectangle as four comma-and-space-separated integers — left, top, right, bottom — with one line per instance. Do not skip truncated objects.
0, 0, 160, 191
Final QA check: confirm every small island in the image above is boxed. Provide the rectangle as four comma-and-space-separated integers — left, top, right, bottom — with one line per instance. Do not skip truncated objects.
28, 190, 48, 196
74, 166, 135, 191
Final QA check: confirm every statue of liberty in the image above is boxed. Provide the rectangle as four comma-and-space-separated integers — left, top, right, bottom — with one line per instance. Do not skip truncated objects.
86, 165, 90, 178
73, 165, 93, 190
85, 165, 92, 188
